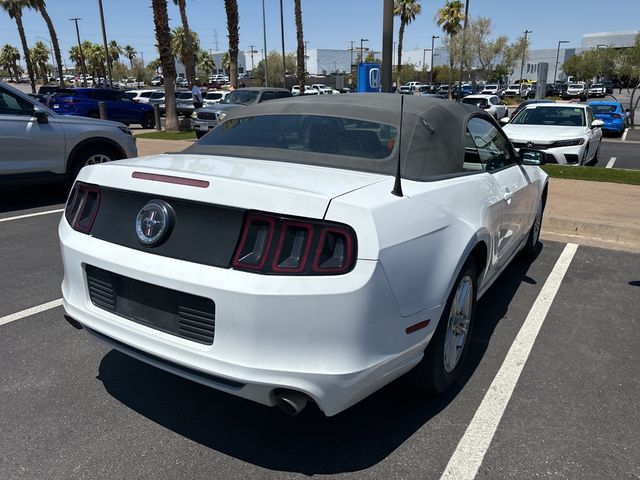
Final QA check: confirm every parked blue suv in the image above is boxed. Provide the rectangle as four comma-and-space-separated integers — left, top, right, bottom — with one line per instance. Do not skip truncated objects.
588, 101, 625, 136
49, 88, 155, 128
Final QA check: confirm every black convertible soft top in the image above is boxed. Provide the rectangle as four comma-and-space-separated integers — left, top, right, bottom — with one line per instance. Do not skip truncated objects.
183, 93, 494, 181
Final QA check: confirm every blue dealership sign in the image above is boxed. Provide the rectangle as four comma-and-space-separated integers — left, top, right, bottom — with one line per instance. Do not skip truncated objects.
357, 63, 382, 93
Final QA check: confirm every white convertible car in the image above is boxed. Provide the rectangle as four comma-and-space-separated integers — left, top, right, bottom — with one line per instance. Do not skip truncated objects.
59, 95, 548, 416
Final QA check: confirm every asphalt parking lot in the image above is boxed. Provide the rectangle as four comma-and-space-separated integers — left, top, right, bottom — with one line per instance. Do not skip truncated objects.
1, 187, 639, 479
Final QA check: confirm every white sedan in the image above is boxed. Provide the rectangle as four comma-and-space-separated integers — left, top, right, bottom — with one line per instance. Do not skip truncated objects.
462, 94, 508, 120
59, 95, 548, 416
502, 103, 603, 165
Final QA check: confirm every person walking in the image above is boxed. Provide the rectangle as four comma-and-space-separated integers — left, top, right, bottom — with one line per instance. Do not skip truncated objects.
624, 108, 632, 129
191, 82, 203, 109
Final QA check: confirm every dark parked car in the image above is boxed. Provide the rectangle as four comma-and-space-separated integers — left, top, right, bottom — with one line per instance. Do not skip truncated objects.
49, 88, 156, 128
546, 83, 568, 97
510, 99, 555, 119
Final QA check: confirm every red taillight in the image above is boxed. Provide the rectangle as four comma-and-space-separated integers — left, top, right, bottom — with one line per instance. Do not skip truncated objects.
65, 182, 101, 233
232, 212, 356, 275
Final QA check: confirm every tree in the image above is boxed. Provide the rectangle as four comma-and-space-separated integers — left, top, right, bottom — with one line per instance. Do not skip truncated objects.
172, 0, 196, 84
123, 44, 137, 69
197, 50, 215, 82
394, 0, 422, 90
171, 25, 200, 79
152, 0, 179, 131
1, 0, 37, 92
224, 0, 239, 87
30, 0, 64, 86
294, 0, 305, 90
253, 51, 295, 87
30, 40, 49, 84
108, 40, 122, 72
617, 34, 640, 125
0, 43, 21, 81
466, 17, 507, 81
221, 51, 230, 74
497, 35, 528, 78
436, 0, 464, 98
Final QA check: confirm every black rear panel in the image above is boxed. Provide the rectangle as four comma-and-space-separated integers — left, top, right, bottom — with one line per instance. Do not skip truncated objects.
86, 265, 216, 345
90, 187, 245, 268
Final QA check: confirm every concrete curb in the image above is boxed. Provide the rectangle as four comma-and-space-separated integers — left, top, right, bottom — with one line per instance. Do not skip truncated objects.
542, 215, 640, 252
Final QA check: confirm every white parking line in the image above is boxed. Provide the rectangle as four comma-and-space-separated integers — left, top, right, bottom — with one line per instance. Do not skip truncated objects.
606, 157, 617, 168
0, 299, 63, 327
0, 208, 64, 223
622, 129, 628, 142
440, 243, 579, 480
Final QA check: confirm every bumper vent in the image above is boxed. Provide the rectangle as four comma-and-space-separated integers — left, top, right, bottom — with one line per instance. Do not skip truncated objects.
85, 265, 216, 345
197, 111, 218, 121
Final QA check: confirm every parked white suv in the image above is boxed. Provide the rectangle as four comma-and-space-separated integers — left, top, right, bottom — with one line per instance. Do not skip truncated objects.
0, 82, 137, 184
461, 94, 508, 120
125, 89, 160, 104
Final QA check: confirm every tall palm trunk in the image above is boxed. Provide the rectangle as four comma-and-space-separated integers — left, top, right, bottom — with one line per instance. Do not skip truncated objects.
14, 11, 36, 93
37, 5, 64, 86
152, 0, 179, 131
175, 0, 195, 84
224, 0, 239, 87
396, 20, 405, 91
294, 0, 305, 90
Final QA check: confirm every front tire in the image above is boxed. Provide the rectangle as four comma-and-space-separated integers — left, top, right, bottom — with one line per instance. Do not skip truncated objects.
69, 144, 119, 181
410, 257, 477, 394
523, 193, 546, 257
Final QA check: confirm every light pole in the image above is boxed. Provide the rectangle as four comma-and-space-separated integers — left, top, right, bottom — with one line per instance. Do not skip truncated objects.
248, 45, 258, 71
360, 38, 369, 64
70, 18, 87, 87
430, 35, 439, 84
553, 40, 569, 84
596, 44, 608, 82
518, 29, 532, 95
456, 0, 470, 101
349, 40, 355, 74
261, 0, 268, 86
279, 0, 286, 88
422, 49, 429, 75
97, 0, 112, 88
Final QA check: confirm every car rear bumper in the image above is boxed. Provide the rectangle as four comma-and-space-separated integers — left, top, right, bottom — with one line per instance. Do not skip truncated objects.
59, 219, 434, 416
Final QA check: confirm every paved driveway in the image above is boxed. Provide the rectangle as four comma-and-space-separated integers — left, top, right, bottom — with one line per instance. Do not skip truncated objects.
1, 195, 639, 479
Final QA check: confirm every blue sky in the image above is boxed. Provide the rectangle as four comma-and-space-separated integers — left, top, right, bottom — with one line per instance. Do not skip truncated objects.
1, 0, 639, 66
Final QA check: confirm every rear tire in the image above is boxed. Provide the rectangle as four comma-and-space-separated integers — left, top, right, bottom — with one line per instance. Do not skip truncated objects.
195, 131, 205, 139
141, 112, 155, 129
409, 257, 477, 394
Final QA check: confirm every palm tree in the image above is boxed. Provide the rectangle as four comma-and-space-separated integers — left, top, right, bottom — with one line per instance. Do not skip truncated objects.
152, 0, 179, 132
108, 40, 122, 72
221, 51, 230, 75
0, 44, 21, 81
123, 44, 137, 69
0, 0, 37, 92
30, 40, 49, 84
294, 0, 305, 91
29, 0, 64, 86
436, 0, 464, 99
197, 50, 215, 78
172, 0, 196, 84
171, 25, 200, 80
224, 0, 239, 87
394, 0, 422, 91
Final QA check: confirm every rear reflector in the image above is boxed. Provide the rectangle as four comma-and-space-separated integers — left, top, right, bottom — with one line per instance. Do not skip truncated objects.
132, 171, 210, 188
405, 320, 430, 334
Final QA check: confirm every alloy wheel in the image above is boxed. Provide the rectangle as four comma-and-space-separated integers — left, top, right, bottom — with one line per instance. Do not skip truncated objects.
443, 275, 473, 373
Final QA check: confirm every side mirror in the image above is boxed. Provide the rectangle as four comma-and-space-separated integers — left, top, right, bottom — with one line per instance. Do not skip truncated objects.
519, 148, 545, 166
500, 117, 510, 124
32, 106, 49, 124
591, 119, 604, 128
